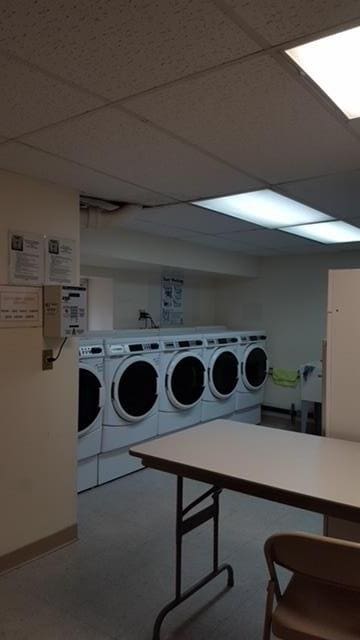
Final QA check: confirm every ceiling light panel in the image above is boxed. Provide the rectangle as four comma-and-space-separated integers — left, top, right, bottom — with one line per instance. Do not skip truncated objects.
283, 220, 360, 243
286, 26, 360, 119
192, 189, 332, 228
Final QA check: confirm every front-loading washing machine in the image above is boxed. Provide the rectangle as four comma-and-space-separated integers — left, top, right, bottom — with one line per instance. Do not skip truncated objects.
158, 334, 206, 435
235, 331, 268, 424
78, 338, 105, 492
201, 331, 239, 422
99, 335, 160, 484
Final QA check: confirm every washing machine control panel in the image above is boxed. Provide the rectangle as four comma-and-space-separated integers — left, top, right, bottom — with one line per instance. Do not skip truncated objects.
128, 342, 159, 352
205, 336, 238, 347
162, 339, 203, 351
108, 342, 159, 355
79, 344, 104, 357
239, 332, 267, 344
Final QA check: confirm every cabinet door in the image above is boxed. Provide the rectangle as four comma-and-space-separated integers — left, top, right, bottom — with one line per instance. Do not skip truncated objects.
325, 269, 360, 541
326, 268, 360, 441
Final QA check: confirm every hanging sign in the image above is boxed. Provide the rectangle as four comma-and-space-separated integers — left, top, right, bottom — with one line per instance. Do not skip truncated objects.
45, 236, 77, 285
8, 230, 44, 285
0, 286, 42, 328
161, 273, 184, 325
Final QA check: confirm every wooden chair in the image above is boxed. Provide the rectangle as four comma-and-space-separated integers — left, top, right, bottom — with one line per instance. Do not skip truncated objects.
263, 532, 360, 640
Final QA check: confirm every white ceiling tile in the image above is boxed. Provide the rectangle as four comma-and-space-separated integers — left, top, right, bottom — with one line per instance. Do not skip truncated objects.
111, 218, 193, 239
0, 0, 259, 100
227, 0, 360, 45
280, 170, 360, 220
219, 229, 320, 250
137, 203, 260, 234
0, 142, 169, 205
22, 107, 259, 200
125, 55, 360, 183
0, 52, 103, 138
183, 233, 282, 255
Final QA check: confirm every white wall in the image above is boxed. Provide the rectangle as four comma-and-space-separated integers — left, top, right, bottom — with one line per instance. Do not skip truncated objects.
81, 265, 218, 329
0, 170, 79, 558
215, 250, 360, 410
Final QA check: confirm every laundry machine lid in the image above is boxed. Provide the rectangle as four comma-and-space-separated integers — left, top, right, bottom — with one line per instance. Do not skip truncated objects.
208, 348, 239, 399
166, 352, 206, 410
78, 364, 105, 437
112, 356, 158, 422
242, 344, 268, 391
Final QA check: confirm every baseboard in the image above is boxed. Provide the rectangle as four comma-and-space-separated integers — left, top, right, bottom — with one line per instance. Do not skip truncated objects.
0, 524, 78, 575
262, 405, 292, 415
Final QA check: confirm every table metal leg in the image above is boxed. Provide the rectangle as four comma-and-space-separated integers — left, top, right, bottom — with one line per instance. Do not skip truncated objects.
152, 476, 235, 640
301, 400, 313, 433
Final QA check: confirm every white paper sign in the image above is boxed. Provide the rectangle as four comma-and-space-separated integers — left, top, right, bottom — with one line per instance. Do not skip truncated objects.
8, 231, 44, 285
45, 236, 76, 285
0, 286, 42, 327
161, 274, 184, 325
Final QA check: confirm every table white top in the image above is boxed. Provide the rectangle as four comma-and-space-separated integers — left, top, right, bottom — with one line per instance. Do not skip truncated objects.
130, 421, 360, 522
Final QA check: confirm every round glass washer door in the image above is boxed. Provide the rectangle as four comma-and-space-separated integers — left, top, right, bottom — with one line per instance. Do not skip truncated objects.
78, 364, 105, 437
166, 352, 206, 410
242, 344, 268, 391
208, 348, 239, 399
112, 356, 159, 422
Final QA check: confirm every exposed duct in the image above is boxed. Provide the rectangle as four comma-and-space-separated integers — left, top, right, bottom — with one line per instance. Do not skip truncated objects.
79, 195, 127, 212
80, 200, 143, 229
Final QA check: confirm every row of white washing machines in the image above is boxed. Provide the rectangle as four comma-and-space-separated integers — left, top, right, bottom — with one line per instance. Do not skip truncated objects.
78, 327, 268, 492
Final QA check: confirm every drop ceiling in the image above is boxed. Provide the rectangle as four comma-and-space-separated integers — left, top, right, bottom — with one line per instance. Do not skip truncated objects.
0, 0, 360, 256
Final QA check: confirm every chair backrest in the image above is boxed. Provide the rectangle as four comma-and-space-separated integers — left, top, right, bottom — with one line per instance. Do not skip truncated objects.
265, 532, 360, 591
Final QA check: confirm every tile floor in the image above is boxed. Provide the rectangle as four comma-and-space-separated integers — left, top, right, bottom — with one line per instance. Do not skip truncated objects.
0, 419, 321, 639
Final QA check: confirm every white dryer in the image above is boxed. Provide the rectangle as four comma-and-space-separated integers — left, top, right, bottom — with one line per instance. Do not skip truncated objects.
78, 338, 105, 492
158, 334, 206, 435
202, 332, 239, 422
99, 336, 160, 484
235, 331, 268, 424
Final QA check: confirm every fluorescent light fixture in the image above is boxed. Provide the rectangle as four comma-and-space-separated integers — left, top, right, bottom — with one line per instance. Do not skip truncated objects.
286, 25, 360, 119
192, 189, 332, 228
283, 220, 360, 243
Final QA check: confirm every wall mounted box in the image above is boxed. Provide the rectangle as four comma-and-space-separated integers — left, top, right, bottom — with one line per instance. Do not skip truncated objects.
43, 285, 87, 337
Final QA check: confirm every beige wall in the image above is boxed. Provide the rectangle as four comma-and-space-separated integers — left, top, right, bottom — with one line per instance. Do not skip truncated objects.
0, 170, 79, 557
81, 265, 218, 329
215, 250, 360, 410
87, 276, 114, 330
81, 225, 259, 278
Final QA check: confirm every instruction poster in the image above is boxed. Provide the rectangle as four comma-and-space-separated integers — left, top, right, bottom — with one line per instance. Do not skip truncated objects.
45, 236, 76, 285
161, 274, 184, 325
8, 231, 44, 285
0, 286, 42, 327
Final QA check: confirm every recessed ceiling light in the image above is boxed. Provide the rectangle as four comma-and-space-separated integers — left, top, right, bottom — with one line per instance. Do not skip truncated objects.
192, 189, 332, 228
286, 25, 360, 119
283, 220, 360, 243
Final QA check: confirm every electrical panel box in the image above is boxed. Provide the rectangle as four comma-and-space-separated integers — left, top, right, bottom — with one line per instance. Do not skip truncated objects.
43, 285, 87, 337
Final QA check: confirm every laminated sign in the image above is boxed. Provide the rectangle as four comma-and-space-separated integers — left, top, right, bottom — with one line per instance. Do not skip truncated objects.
161, 274, 184, 325
0, 286, 42, 327
8, 231, 44, 285
45, 236, 76, 285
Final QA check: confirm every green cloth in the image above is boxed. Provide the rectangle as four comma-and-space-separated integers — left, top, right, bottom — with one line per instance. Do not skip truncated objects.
271, 368, 298, 388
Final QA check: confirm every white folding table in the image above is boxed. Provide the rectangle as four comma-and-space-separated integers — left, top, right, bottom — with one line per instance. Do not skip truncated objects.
130, 420, 360, 639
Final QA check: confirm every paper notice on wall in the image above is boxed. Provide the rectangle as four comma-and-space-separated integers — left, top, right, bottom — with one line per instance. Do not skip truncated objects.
161, 274, 184, 325
8, 231, 44, 285
45, 236, 76, 285
0, 286, 42, 327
